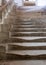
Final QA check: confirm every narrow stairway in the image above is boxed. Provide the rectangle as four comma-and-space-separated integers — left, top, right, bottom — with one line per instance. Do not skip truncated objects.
5, 5, 46, 60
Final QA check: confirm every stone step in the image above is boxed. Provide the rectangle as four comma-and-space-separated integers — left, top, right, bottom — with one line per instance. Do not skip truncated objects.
12, 25, 45, 28
8, 43, 46, 50
17, 20, 40, 22
6, 53, 46, 60
16, 21, 41, 25
10, 37, 46, 40
6, 50, 46, 56
12, 27, 46, 30
11, 21, 43, 25
13, 23, 36, 25
17, 21, 43, 25
11, 32, 46, 36
7, 37, 46, 42
11, 32, 46, 34
11, 28, 46, 32
16, 22, 33, 25
16, 20, 34, 22
9, 45, 46, 50
8, 42, 46, 47
11, 30, 46, 32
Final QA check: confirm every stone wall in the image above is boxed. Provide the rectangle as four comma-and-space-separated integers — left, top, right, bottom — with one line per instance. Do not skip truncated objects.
0, 24, 10, 43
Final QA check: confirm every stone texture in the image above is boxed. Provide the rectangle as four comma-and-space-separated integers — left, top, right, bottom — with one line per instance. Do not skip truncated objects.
0, 60, 46, 65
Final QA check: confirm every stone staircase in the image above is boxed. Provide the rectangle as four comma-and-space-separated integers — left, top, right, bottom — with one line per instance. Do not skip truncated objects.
6, 19, 46, 60
2, 5, 46, 60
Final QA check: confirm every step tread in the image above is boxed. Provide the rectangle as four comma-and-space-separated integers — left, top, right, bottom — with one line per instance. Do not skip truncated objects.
6, 50, 46, 55
8, 43, 46, 46
12, 25, 44, 27
13, 25, 46, 28
11, 32, 46, 34
11, 37, 46, 40
13, 27, 46, 30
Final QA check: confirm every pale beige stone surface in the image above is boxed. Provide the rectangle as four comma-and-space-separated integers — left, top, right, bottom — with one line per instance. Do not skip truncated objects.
1, 60, 46, 65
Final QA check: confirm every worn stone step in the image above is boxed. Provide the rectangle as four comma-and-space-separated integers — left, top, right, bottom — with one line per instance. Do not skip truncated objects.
8, 42, 46, 46
11, 37, 46, 40
9, 45, 46, 50
6, 54, 46, 60
16, 21, 41, 25
11, 25, 40, 28
13, 27, 46, 30
17, 20, 43, 24
12, 21, 43, 25
15, 22, 33, 25
12, 25, 45, 28
4, 37, 46, 43
11, 32, 46, 34
8, 43, 46, 50
17, 20, 41, 22
6, 50, 46, 56
13, 23, 36, 25
11, 28, 46, 32
11, 32, 46, 36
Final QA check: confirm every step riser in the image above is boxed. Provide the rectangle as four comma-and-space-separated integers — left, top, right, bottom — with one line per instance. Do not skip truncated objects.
12, 27, 45, 28
11, 34, 46, 37
11, 29, 46, 32
13, 22, 43, 27
8, 45, 46, 50
17, 21, 41, 22
11, 32, 46, 37
6, 53, 46, 60
11, 23, 32, 24
11, 32, 46, 34
11, 33, 46, 37
6, 53, 46, 59
16, 23, 41, 25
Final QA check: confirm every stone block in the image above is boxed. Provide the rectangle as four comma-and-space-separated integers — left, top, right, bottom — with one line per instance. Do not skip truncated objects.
0, 32, 9, 42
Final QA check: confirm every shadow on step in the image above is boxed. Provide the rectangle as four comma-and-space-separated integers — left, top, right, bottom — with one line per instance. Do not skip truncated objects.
9, 45, 46, 50
2, 38, 46, 43
6, 54, 46, 60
